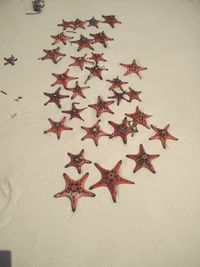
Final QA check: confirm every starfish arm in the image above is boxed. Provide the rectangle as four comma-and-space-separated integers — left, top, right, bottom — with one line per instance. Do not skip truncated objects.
149, 134, 159, 140
89, 179, 106, 190
149, 154, 160, 160
167, 133, 178, 141
54, 190, 67, 198
144, 161, 156, 173
81, 189, 96, 197
133, 163, 143, 173
107, 184, 117, 202
126, 154, 137, 160
119, 176, 135, 185
94, 162, 107, 173
79, 172, 89, 185
150, 124, 159, 132
70, 197, 78, 212
113, 160, 122, 172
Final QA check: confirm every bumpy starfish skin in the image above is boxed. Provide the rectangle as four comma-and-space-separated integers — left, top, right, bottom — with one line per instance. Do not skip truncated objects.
126, 144, 160, 173
149, 124, 178, 149
108, 89, 128, 106
70, 18, 86, 30
125, 87, 142, 102
69, 54, 91, 71
90, 31, 113, 48
51, 32, 73, 45
86, 17, 102, 28
88, 96, 114, 117
120, 59, 147, 78
57, 20, 73, 30
106, 76, 128, 91
65, 149, 92, 174
44, 117, 72, 140
85, 64, 108, 82
102, 15, 122, 28
81, 119, 109, 146
89, 160, 134, 203
72, 34, 94, 52
44, 87, 69, 108
125, 106, 151, 129
87, 53, 107, 63
39, 47, 65, 64
4, 55, 17, 65
67, 81, 90, 99
51, 69, 78, 88
62, 102, 87, 121
54, 173, 95, 212
109, 117, 132, 144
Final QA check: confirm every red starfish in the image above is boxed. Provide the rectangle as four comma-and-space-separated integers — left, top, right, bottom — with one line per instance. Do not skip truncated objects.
126, 144, 160, 174
54, 173, 95, 212
89, 160, 134, 203
87, 53, 107, 63
44, 87, 69, 108
65, 149, 92, 174
51, 69, 78, 88
51, 32, 73, 45
90, 31, 113, 48
69, 54, 91, 71
86, 17, 102, 28
102, 15, 122, 28
88, 96, 114, 117
125, 87, 142, 102
85, 64, 108, 83
125, 106, 151, 129
67, 81, 90, 99
81, 119, 109, 146
39, 47, 65, 64
108, 117, 132, 144
4, 55, 17, 65
108, 89, 128, 106
71, 34, 94, 52
70, 18, 86, 30
106, 76, 128, 91
57, 19, 73, 30
62, 102, 87, 121
120, 59, 147, 78
149, 124, 178, 149
44, 117, 72, 140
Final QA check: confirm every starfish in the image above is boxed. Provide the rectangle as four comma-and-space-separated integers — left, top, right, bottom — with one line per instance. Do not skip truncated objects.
108, 117, 132, 144
85, 64, 108, 83
89, 160, 134, 203
69, 54, 91, 71
71, 34, 94, 52
125, 87, 142, 102
38, 47, 65, 64
88, 96, 114, 117
70, 18, 86, 30
51, 69, 78, 88
106, 76, 128, 91
51, 32, 73, 45
125, 106, 151, 129
81, 119, 109, 146
101, 15, 122, 28
67, 81, 90, 99
62, 102, 87, 121
4, 55, 17, 65
57, 19, 73, 30
54, 173, 95, 212
126, 144, 160, 174
87, 53, 107, 63
44, 87, 69, 108
90, 31, 113, 48
108, 89, 128, 106
120, 59, 147, 78
149, 124, 178, 149
86, 17, 102, 28
65, 149, 92, 174
44, 117, 72, 140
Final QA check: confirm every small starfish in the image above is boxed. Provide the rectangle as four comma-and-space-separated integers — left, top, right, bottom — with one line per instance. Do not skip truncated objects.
149, 124, 178, 149
106, 76, 128, 91
89, 160, 134, 203
69, 54, 91, 71
67, 81, 90, 99
4, 55, 17, 65
54, 173, 95, 212
86, 17, 102, 28
87, 53, 107, 63
120, 59, 147, 78
109, 117, 132, 144
101, 15, 122, 28
65, 149, 92, 174
44, 117, 72, 140
51, 32, 73, 45
125, 106, 151, 129
88, 96, 114, 117
125, 87, 142, 102
85, 64, 108, 83
71, 34, 94, 52
108, 89, 128, 106
62, 102, 87, 121
81, 119, 109, 146
38, 47, 65, 64
126, 144, 160, 173
70, 18, 86, 30
57, 19, 73, 30
51, 69, 78, 88
44, 87, 69, 108
90, 31, 113, 48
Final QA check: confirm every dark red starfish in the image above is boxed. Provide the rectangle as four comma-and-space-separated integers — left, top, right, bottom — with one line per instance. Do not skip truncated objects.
44, 117, 72, 140
90, 31, 113, 48
108, 117, 132, 144
106, 76, 128, 91
39, 47, 66, 64
62, 102, 87, 121
44, 87, 69, 108
65, 149, 92, 174
101, 15, 122, 28
87, 53, 107, 63
85, 64, 108, 83
57, 19, 73, 30
125, 106, 151, 129
4, 55, 17, 65
88, 96, 114, 117
120, 59, 147, 78
125, 87, 142, 102
81, 119, 109, 146
126, 144, 160, 174
51, 69, 78, 88
108, 89, 128, 106
89, 160, 134, 203
86, 17, 102, 28
67, 81, 90, 99
70, 18, 86, 30
71, 34, 94, 52
149, 124, 178, 149
51, 32, 73, 45
69, 54, 91, 71
54, 173, 95, 212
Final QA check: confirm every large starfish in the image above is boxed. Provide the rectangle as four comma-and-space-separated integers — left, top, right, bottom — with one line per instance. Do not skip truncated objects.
62, 102, 87, 121
108, 89, 128, 106
106, 76, 128, 91
71, 34, 94, 52
44, 117, 72, 140
54, 173, 95, 212
85, 64, 108, 83
67, 81, 90, 99
51, 32, 73, 45
39, 47, 65, 64
88, 96, 114, 117
44, 87, 69, 108
51, 69, 78, 88
87, 53, 107, 63
108, 117, 132, 144
86, 17, 102, 28
57, 19, 73, 30
70, 18, 86, 30
4, 55, 17, 65
125, 106, 151, 129
69, 54, 91, 71
90, 31, 113, 48
120, 59, 147, 78
149, 124, 178, 149
125, 87, 142, 103
126, 144, 160, 173
89, 160, 134, 203
101, 15, 122, 28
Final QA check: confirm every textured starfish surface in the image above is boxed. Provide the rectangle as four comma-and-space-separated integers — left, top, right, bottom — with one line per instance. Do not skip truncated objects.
87, 53, 107, 63
125, 87, 142, 102
51, 32, 73, 45
81, 119, 109, 146
69, 54, 91, 70
85, 64, 108, 83
102, 15, 122, 28
51, 69, 78, 88
54, 173, 95, 212
39, 47, 65, 64
70, 18, 86, 30
120, 59, 147, 78
44, 87, 69, 108
86, 17, 102, 28
108, 89, 128, 106
67, 81, 90, 99
89, 160, 134, 202
72, 34, 94, 52
62, 102, 87, 121
125, 106, 151, 129
109, 117, 132, 144
106, 76, 128, 91
149, 124, 178, 149
88, 96, 114, 117
4, 55, 17, 65
44, 117, 72, 139
65, 149, 92, 174
57, 19, 73, 30
90, 31, 113, 48
126, 144, 160, 173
